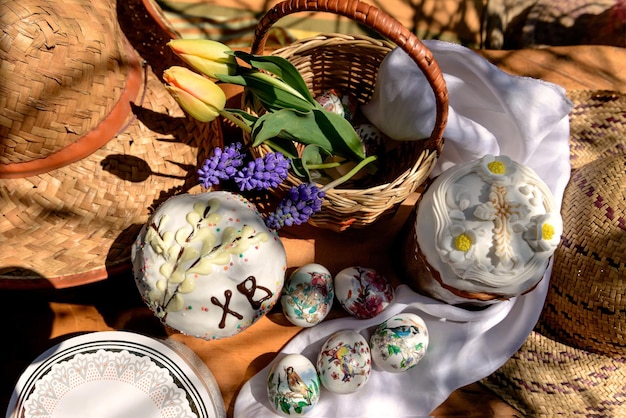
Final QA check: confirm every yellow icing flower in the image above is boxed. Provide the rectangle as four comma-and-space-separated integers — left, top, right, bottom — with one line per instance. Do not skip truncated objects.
479, 154, 516, 184
523, 213, 562, 252
454, 233, 473, 252
487, 160, 506, 175
445, 227, 477, 264
541, 223, 555, 241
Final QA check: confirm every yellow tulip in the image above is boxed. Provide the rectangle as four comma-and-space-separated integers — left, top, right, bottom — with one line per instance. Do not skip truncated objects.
167, 39, 237, 79
163, 66, 226, 122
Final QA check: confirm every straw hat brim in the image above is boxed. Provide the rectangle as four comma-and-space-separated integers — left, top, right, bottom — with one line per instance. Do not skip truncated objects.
482, 330, 626, 416
0, 0, 221, 289
482, 90, 626, 415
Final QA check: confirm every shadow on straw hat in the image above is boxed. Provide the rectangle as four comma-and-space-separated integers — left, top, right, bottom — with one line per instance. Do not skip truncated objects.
0, 0, 221, 289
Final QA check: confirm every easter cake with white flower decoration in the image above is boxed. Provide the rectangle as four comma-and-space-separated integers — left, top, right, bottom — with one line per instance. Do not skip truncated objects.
132, 191, 287, 339
403, 155, 562, 307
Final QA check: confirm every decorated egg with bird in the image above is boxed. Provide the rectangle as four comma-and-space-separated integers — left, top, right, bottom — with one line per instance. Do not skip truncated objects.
335, 267, 394, 319
267, 353, 321, 416
316, 330, 371, 394
370, 312, 429, 373
281, 263, 334, 327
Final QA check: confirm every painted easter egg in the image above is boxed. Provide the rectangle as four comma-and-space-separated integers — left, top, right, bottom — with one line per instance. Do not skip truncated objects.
316, 330, 371, 394
315, 89, 357, 121
370, 312, 429, 373
354, 123, 384, 158
334, 267, 394, 319
267, 353, 321, 416
281, 263, 334, 327
316, 89, 345, 117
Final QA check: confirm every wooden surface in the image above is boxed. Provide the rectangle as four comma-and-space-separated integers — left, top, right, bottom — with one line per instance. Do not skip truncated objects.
476, 45, 626, 92
2, 195, 519, 416
3, 45, 626, 417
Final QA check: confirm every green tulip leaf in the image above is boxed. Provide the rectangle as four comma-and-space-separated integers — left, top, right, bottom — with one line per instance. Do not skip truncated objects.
225, 108, 258, 129
301, 144, 326, 166
216, 69, 315, 113
315, 109, 366, 160
251, 109, 365, 161
233, 51, 318, 107
251, 109, 332, 151
300, 144, 332, 180
289, 158, 308, 180
263, 137, 300, 160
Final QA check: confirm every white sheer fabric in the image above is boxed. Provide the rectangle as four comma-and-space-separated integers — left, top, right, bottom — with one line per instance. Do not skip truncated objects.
234, 40, 572, 417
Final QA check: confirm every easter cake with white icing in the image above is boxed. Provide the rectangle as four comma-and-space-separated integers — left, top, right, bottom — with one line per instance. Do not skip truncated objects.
403, 155, 562, 306
132, 191, 287, 339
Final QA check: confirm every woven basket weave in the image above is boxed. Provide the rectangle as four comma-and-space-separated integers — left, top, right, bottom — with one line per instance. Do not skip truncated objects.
242, 0, 448, 232
0, 0, 134, 174
0, 0, 221, 288
482, 89, 626, 416
568, 90, 626, 170
539, 90, 626, 357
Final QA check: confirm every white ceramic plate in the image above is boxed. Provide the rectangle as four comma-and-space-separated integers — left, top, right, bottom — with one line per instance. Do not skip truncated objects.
6, 331, 226, 418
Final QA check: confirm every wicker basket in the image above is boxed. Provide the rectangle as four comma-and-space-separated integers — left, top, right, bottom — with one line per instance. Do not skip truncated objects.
242, 0, 449, 232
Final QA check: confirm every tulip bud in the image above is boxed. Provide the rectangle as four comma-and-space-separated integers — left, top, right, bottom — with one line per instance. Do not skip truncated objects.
163, 66, 226, 122
167, 39, 238, 79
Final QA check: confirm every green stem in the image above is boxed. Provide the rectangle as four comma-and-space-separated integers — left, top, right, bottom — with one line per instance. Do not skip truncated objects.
321, 155, 378, 192
307, 161, 344, 170
219, 109, 252, 134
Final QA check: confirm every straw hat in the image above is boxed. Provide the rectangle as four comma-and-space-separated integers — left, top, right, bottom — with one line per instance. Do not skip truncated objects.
0, 0, 221, 288
482, 90, 626, 415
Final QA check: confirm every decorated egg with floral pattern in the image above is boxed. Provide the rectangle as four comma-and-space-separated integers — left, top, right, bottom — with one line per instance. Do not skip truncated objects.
315, 89, 357, 121
316, 330, 371, 394
267, 353, 321, 416
370, 312, 429, 373
281, 263, 334, 327
334, 267, 394, 319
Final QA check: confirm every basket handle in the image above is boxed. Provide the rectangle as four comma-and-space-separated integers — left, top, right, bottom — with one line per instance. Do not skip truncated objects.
251, 0, 448, 152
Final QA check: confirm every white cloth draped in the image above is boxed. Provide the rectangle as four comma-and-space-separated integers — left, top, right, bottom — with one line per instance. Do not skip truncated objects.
234, 40, 573, 417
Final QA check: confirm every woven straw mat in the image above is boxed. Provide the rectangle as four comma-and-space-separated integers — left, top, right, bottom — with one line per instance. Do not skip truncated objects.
482, 90, 626, 417
0, 0, 221, 288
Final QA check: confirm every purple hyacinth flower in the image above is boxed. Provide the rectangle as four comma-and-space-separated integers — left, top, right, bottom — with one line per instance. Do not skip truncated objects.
234, 152, 289, 191
265, 183, 325, 230
198, 142, 244, 188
